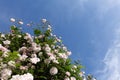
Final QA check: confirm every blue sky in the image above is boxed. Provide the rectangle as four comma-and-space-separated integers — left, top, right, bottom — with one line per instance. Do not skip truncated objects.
0, 0, 120, 80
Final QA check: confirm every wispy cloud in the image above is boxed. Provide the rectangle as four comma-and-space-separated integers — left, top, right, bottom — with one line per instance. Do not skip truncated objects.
90, 0, 120, 80
97, 27, 120, 80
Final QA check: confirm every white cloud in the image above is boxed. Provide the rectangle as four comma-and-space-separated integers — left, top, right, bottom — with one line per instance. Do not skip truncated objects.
97, 27, 120, 80
92, 1, 120, 79
93, 1, 120, 79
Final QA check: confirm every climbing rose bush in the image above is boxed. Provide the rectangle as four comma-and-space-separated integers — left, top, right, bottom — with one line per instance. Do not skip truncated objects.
0, 18, 96, 80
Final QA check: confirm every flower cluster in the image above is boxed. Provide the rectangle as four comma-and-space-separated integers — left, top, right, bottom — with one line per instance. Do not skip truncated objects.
10, 73, 33, 80
0, 18, 96, 80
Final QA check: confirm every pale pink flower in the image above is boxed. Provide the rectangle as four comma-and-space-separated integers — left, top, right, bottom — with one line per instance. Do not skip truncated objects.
66, 51, 72, 56
10, 18, 15, 22
49, 55, 56, 60
30, 57, 40, 64
19, 47, 27, 52
20, 66, 28, 70
50, 67, 58, 75
2, 52, 9, 57
31, 54, 37, 58
0, 44, 9, 52
18, 21, 23, 25
38, 35, 44, 39
1, 34, 5, 38
8, 61, 15, 67
44, 59, 51, 64
73, 65, 77, 69
10, 73, 33, 80
33, 46, 41, 53
19, 54, 28, 61
64, 77, 70, 80
38, 52, 43, 57
1, 68, 12, 80
45, 46, 51, 52
48, 25, 52, 28
18, 35, 22, 38
65, 71, 71, 76
41, 19, 47, 23
3, 40, 11, 45
70, 77, 76, 80
24, 33, 33, 42
58, 53, 68, 59
53, 59, 59, 64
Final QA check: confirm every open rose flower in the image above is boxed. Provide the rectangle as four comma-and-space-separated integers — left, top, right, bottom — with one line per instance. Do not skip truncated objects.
50, 67, 58, 75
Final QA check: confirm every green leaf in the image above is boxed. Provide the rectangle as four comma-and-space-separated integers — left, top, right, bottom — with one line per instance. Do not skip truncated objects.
10, 26, 21, 34
44, 30, 50, 37
4, 51, 19, 62
39, 76, 47, 79
34, 29, 41, 36
0, 51, 3, 56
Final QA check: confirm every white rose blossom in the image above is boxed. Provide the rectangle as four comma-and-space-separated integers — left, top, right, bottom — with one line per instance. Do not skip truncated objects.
10, 18, 15, 22
44, 59, 51, 64
65, 71, 71, 76
10, 73, 33, 80
31, 42, 37, 47
24, 33, 33, 42
58, 53, 68, 59
20, 66, 28, 70
54, 49, 58, 53
18, 35, 22, 38
64, 77, 70, 80
0, 44, 9, 52
38, 52, 43, 57
0, 63, 7, 68
38, 35, 44, 39
10, 75, 21, 80
2, 52, 9, 57
8, 60, 15, 67
46, 52, 53, 56
47, 25, 52, 31
30, 57, 40, 64
32, 46, 41, 53
63, 46, 67, 51
45, 46, 51, 52
1, 34, 5, 38
48, 25, 52, 28
41, 19, 47, 23
19, 47, 27, 53
66, 51, 72, 56
0, 68, 12, 80
31, 54, 37, 58
53, 59, 59, 64
19, 54, 28, 61
49, 55, 56, 60
3, 40, 11, 45
79, 71, 85, 77
72, 65, 77, 69
18, 21, 23, 25
50, 67, 58, 75
70, 77, 76, 80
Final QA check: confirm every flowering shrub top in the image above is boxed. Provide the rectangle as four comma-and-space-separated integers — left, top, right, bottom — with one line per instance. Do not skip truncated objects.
0, 18, 85, 80
0, 18, 97, 80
